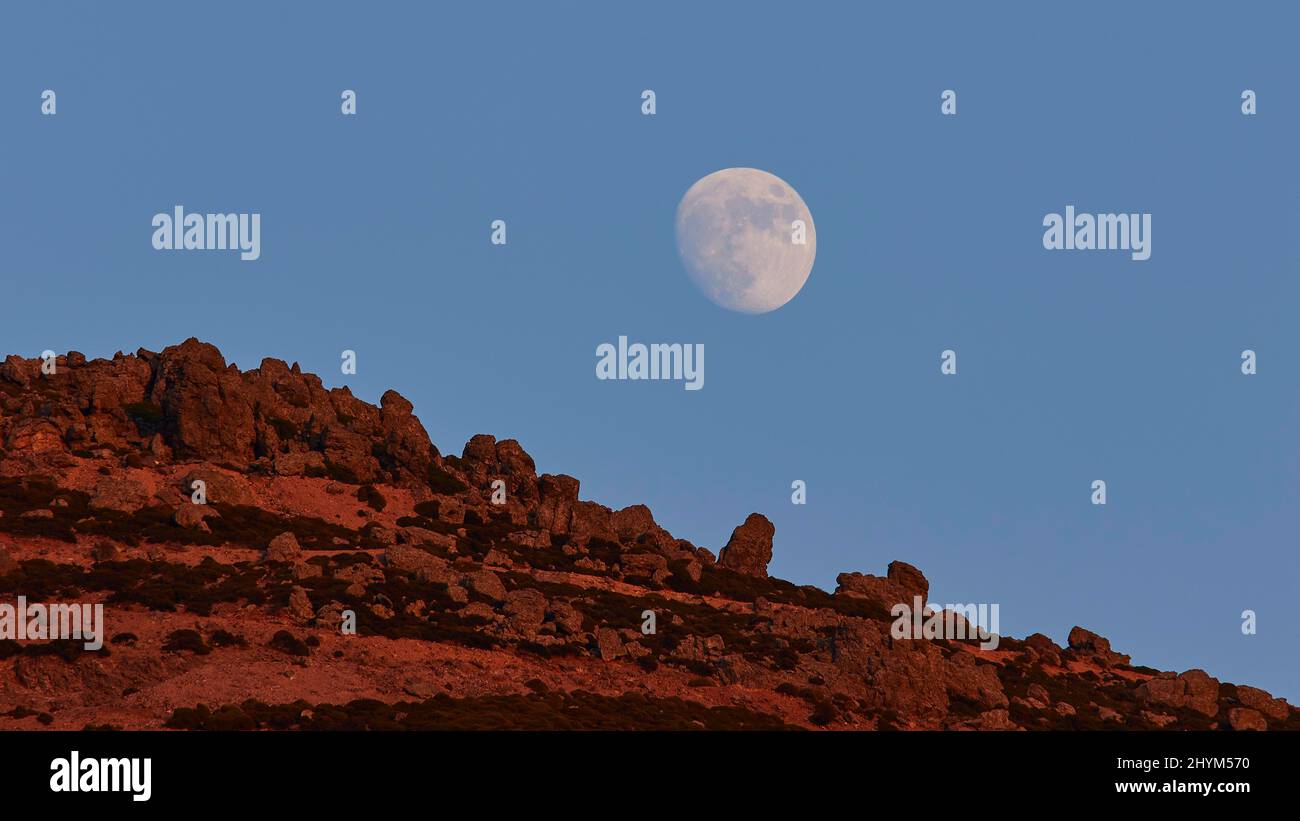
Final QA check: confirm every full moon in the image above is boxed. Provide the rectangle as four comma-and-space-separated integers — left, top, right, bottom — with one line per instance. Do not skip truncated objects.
674, 168, 816, 314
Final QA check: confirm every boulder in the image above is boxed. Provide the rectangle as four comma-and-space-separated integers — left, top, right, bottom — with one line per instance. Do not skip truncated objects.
547, 601, 584, 635
503, 589, 548, 635
611, 504, 675, 553
265, 532, 303, 562
459, 435, 540, 507
678, 559, 703, 583
89, 478, 150, 513
398, 526, 457, 551
1227, 707, 1268, 731
174, 503, 219, 531
1023, 633, 1059, 654
717, 513, 774, 577
569, 501, 617, 542
463, 570, 507, 603
273, 451, 325, 477
534, 474, 579, 533
288, 586, 315, 623
1235, 685, 1290, 722
835, 562, 930, 611
1067, 626, 1131, 666
508, 530, 550, 549
944, 651, 1009, 710
334, 563, 385, 588
596, 627, 624, 660
148, 339, 256, 463
315, 602, 346, 631
620, 552, 669, 583
1067, 626, 1110, 653
292, 561, 323, 580
1021, 632, 1062, 666
1137, 669, 1220, 717
180, 468, 255, 507
384, 545, 451, 584
887, 561, 928, 603
868, 643, 950, 720
5, 419, 66, 457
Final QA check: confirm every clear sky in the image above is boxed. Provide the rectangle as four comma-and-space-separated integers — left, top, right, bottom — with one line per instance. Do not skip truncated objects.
2, 2, 1297, 700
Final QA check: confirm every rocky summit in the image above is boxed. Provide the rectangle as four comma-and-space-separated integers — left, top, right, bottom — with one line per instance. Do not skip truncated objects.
0, 339, 1293, 730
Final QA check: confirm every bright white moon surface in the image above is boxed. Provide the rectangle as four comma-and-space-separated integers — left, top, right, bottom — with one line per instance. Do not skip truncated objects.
674, 167, 816, 314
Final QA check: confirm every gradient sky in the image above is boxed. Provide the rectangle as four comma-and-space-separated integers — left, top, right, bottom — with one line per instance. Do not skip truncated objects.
2, 2, 1297, 700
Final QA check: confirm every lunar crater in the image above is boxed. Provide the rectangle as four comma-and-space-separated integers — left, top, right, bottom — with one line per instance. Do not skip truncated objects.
674, 167, 816, 314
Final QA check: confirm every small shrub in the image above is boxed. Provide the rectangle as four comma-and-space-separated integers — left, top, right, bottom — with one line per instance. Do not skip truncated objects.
357, 485, 387, 512
162, 629, 210, 655
209, 629, 247, 648
268, 630, 310, 657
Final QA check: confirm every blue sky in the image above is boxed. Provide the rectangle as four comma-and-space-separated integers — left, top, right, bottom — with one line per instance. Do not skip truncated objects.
2, 2, 1297, 700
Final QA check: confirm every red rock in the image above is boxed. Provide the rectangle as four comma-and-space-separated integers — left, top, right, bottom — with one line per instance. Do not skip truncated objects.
265, 532, 303, 562
1067, 626, 1111, 653
834, 563, 929, 611
463, 570, 507, 603
717, 513, 774, 577
5, 419, 66, 456
288, 587, 315, 623
1235, 685, 1290, 722
386, 546, 452, 584
620, 552, 670, 584
503, 589, 548, 635
887, 561, 929, 603
0, 337, 1286, 733
596, 627, 624, 660
569, 501, 617, 542
1137, 669, 1220, 717
459, 435, 539, 507
1023, 633, 1059, 654
89, 477, 150, 513
174, 503, 219, 531
534, 474, 579, 533
180, 468, 255, 506
1227, 707, 1268, 731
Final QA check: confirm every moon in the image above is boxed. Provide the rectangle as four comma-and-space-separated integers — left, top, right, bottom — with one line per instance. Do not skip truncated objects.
674, 168, 816, 314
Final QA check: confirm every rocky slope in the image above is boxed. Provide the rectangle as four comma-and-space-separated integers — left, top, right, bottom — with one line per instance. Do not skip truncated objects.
0, 339, 1293, 730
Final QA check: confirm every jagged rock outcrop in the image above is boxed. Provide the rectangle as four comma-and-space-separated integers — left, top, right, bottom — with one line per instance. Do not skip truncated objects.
1067, 626, 1131, 667
1137, 669, 1221, 717
534, 474, 579, 533
0, 339, 440, 487
0, 339, 1293, 733
459, 435, 540, 507
1235, 685, 1291, 721
718, 513, 775, 577
835, 560, 929, 610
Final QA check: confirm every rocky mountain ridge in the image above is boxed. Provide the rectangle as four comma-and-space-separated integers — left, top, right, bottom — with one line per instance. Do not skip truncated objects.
0, 339, 1293, 730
